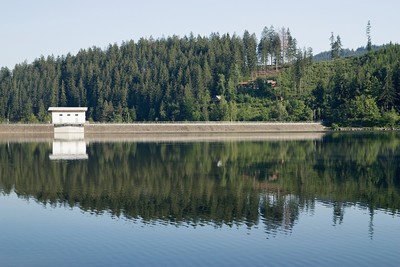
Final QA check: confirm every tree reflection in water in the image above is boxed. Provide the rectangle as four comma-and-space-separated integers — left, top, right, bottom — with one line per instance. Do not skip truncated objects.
0, 132, 399, 236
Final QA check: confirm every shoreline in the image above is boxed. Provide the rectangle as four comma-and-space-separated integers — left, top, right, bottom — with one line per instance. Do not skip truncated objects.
86, 122, 328, 133
0, 122, 327, 134
0, 122, 328, 142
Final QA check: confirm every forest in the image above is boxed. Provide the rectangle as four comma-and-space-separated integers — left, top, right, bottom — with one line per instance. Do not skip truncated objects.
0, 25, 399, 127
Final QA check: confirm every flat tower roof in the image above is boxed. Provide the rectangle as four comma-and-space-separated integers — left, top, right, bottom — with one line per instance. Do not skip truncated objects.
48, 107, 88, 112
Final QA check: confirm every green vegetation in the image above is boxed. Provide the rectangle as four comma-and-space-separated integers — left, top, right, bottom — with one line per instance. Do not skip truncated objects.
0, 26, 399, 127
284, 44, 400, 127
313, 45, 383, 62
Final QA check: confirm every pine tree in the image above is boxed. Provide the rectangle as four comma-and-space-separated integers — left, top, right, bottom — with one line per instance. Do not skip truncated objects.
280, 27, 288, 64
273, 33, 282, 70
243, 31, 257, 75
286, 29, 297, 63
181, 84, 196, 120
330, 33, 335, 60
266, 26, 276, 68
60, 80, 67, 106
216, 74, 226, 96
366, 20, 372, 52
37, 100, 47, 122
379, 67, 396, 111
50, 78, 59, 107
330, 33, 342, 60
258, 26, 271, 69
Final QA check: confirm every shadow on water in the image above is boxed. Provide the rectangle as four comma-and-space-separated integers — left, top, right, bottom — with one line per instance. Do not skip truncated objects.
0, 131, 399, 236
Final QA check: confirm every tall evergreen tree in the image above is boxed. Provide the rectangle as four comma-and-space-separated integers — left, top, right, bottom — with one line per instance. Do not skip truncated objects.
273, 33, 282, 70
330, 33, 342, 60
280, 27, 288, 64
366, 20, 372, 52
267, 26, 276, 68
286, 29, 297, 63
243, 31, 258, 75
60, 80, 67, 106
379, 67, 396, 111
258, 26, 271, 69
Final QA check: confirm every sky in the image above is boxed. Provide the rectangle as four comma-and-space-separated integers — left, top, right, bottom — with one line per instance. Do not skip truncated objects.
1, 0, 400, 69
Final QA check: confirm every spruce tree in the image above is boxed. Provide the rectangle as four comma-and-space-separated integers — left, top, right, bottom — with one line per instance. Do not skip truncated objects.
366, 20, 372, 52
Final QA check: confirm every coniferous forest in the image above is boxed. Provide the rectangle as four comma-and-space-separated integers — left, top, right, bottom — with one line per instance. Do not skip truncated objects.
0, 26, 399, 127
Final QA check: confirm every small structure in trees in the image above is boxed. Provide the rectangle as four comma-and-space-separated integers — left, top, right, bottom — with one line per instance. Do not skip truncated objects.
48, 107, 88, 160
48, 107, 88, 126
267, 80, 277, 87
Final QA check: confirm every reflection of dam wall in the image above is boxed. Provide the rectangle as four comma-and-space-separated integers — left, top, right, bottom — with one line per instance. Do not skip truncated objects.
84, 132, 326, 143
49, 127, 88, 160
0, 132, 326, 143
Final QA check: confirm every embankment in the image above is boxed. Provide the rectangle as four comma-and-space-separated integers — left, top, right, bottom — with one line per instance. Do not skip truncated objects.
84, 122, 327, 133
0, 122, 327, 134
0, 122, 327, 142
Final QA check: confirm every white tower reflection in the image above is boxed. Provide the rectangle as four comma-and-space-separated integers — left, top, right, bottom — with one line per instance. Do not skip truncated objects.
49, 129, 88, 160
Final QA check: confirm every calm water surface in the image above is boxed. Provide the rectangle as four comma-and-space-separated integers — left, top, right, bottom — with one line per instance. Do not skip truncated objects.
0, 132, 399, 267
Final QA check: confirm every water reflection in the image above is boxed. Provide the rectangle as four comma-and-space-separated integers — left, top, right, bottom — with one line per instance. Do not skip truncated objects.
0, 132, 399, 237
49, 131, 88, 160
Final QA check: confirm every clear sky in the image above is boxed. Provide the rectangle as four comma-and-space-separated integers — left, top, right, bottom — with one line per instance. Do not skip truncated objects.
1, 0, 399, 69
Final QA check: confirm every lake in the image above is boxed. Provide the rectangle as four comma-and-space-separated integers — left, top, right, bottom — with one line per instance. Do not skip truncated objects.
0, 132, 399, 267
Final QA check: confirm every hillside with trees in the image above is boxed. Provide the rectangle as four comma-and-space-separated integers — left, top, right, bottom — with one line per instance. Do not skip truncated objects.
313, 45, 382, 62
0, 25, 399, 127
278, 44, 400, 127
0, 27, 298, 123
